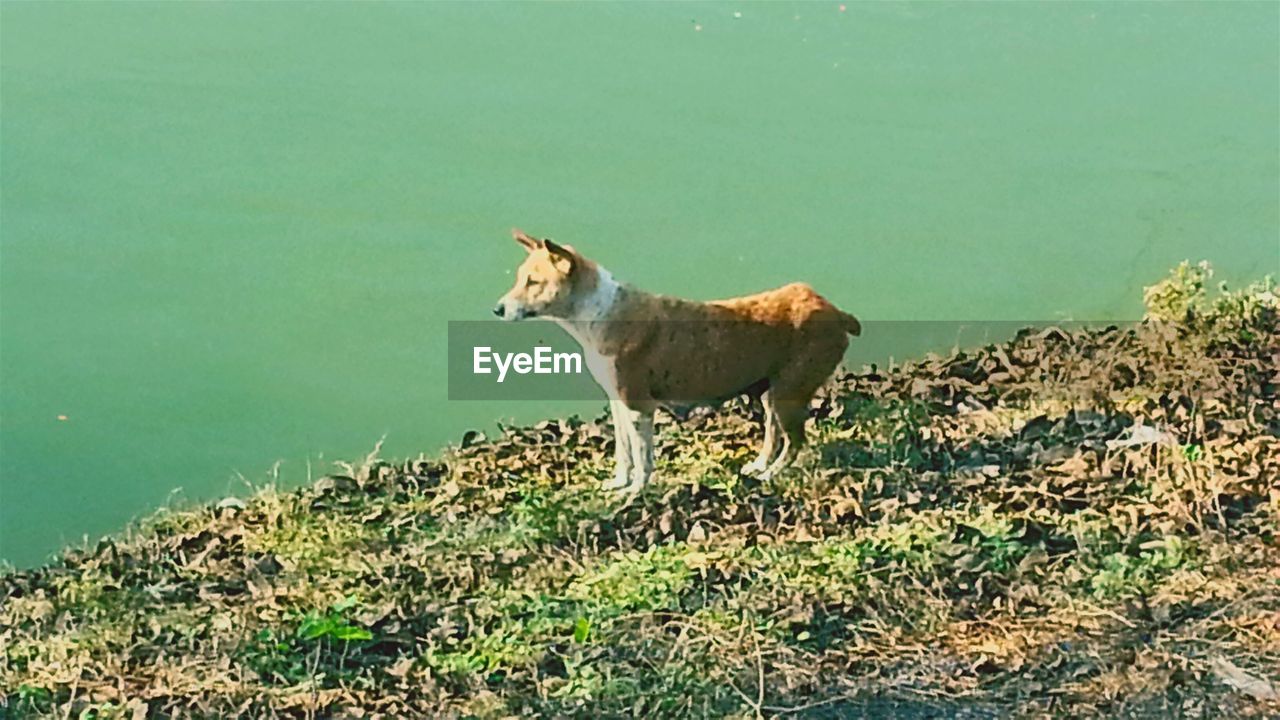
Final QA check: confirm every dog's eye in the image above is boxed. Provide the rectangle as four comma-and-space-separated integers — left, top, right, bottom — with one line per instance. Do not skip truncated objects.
525, 277, 542, 288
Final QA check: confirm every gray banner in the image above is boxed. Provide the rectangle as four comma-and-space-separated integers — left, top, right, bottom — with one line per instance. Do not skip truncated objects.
447, 320, 1118, 400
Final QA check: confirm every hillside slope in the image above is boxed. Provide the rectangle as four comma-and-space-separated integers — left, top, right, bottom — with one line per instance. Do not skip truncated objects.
3, 264, 1278, 719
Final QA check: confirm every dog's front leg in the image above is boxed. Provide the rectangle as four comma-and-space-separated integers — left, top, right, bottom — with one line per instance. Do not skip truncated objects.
602, 400, 634, 491
625, 409, 655, 493
742, 391, 779, 477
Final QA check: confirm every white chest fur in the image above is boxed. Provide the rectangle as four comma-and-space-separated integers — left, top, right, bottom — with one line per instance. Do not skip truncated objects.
550, 265, 653, 495
554, 266, 622, 399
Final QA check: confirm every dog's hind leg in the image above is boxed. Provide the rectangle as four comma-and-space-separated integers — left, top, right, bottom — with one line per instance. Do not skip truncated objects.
602, 400, 634, 491
742, 390, 780, 477
756, 398, 808, 481
756, 330, 848, 480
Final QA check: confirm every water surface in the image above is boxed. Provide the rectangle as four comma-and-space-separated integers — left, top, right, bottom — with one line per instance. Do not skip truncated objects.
2, 2, 1276, 566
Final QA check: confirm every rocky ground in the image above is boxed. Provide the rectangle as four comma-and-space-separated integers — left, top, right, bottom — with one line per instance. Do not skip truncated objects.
2, 263, 1277, 719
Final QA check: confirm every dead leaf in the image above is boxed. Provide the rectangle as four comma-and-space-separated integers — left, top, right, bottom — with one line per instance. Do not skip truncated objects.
1212, 656, 1278, 700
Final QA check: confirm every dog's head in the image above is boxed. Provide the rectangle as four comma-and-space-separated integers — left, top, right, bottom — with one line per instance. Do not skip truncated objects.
493, 229, 581, 321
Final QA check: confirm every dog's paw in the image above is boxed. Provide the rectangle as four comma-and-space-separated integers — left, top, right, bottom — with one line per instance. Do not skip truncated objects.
601, 471, 630, 491
740, 458, 767, 476
617, 479, 649, 498
615, 471, 652, 497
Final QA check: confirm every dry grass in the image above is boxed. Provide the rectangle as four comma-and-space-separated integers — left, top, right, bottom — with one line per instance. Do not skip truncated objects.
2, 263, 1277, 719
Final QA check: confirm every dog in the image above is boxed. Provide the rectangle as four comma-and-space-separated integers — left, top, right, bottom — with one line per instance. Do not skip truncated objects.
494, 229, 860, 494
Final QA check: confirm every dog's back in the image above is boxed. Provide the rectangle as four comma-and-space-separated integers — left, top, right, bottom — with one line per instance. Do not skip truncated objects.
597, 282, 859, 407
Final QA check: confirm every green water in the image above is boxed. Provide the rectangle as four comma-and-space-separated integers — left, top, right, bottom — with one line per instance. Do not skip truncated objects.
1, 2, 1276, 567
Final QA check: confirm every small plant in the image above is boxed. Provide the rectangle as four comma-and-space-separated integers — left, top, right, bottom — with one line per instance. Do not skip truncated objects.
567, 544, 695, 614
1143, 260, 1210, 323
297, 594, 373, 643
958, 513, 1032, 575
1143, 260, 1276, 341
1090, 536, 1188, 599
242, 628, 312, 684
15, 683, 52, 713
241, 595, 374, 685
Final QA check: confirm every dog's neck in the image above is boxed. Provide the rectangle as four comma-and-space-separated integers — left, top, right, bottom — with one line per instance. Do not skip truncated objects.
566, 264, 621, 322
554, 264, 622, 346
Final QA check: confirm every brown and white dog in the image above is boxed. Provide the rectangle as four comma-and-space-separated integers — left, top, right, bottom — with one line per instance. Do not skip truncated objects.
494, 229, 861, 494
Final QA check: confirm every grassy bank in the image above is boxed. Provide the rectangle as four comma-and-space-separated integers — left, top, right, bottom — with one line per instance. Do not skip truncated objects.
2, 263, 1277, 718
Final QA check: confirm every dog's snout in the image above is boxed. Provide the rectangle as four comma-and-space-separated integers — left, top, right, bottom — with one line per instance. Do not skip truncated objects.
492, 303, 505, 318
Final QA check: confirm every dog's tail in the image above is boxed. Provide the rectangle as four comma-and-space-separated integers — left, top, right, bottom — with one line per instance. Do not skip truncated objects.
839, 310, 862, 337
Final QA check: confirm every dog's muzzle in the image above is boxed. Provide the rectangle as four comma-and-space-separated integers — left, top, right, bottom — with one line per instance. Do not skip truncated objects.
493, 301, 535, 320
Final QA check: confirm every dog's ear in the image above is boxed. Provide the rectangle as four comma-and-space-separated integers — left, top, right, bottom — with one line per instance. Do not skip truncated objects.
512, 228, 542, 252
544, 239, 575, 274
